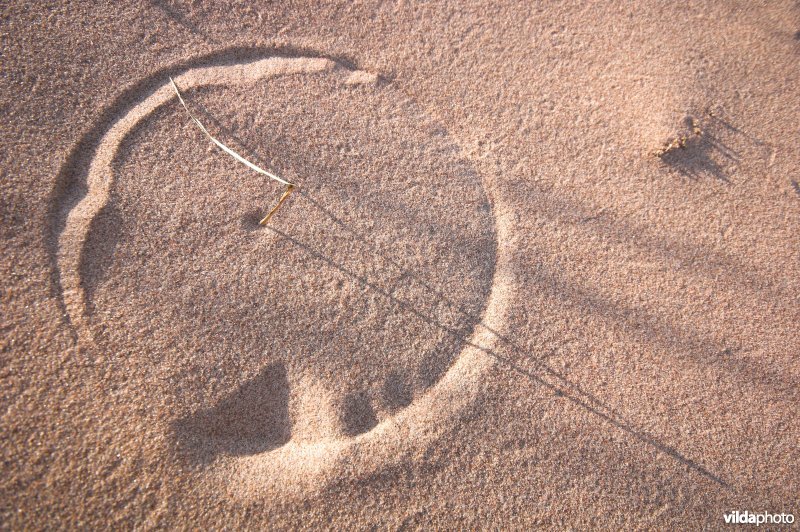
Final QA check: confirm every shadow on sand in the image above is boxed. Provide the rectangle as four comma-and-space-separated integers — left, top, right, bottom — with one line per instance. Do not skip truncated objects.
147, 83, 735, 487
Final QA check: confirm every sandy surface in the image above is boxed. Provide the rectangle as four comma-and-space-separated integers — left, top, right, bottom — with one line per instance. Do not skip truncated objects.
2, 1, 799, 528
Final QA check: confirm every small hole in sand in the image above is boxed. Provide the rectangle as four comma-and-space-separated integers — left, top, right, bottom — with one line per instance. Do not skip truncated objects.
382, 371, 413, 412
240, 209, 265, 231
173, 363, 291, 463
341, 391, 378, 436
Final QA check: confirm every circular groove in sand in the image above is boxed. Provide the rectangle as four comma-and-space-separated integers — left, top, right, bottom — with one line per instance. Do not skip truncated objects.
53, 52, 513, 497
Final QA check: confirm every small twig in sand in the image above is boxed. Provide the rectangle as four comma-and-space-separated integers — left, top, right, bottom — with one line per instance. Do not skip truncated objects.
259, 184, 295, 225
653, 115, 704, 158
653, 135, 689, 158
169, 77, 296, 223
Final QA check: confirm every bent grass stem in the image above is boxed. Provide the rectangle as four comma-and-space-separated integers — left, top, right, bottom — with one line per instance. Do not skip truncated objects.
169, 77, 296, 223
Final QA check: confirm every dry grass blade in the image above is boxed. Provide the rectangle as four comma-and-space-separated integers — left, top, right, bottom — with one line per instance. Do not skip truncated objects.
259, 184, 295, 225
169, 77, 296, 223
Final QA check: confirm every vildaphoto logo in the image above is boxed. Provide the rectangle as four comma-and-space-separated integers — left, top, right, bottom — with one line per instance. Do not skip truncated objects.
724, 510, 795, 526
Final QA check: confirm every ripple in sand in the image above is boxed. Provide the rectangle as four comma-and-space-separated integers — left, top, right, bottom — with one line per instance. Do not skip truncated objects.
52, 50, 513, 498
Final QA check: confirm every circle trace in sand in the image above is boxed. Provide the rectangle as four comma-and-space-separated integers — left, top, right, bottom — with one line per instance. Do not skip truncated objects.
54, 51, 512, 498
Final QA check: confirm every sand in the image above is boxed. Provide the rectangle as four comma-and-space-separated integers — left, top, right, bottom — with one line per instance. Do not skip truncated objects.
2, 1, 799, 528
